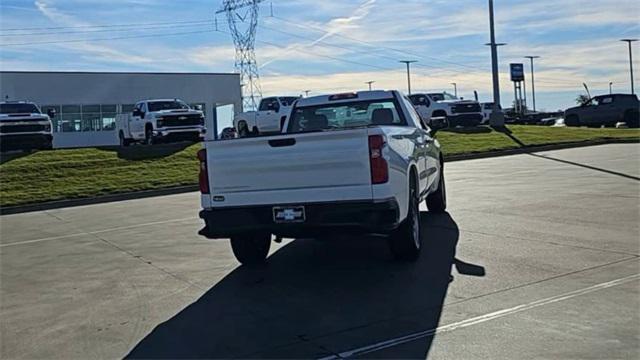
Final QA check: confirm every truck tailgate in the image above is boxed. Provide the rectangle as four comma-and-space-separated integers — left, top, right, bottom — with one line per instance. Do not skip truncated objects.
204, 129, 373, 207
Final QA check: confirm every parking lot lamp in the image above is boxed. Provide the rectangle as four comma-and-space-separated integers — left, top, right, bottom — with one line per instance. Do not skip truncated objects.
399, 60, 417, 95
620, 39, 637, 94
485, 0, 506, 126
365, 81, 375, 91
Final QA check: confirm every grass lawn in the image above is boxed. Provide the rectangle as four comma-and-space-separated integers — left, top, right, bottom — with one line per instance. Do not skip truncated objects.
1, 125, 638, 207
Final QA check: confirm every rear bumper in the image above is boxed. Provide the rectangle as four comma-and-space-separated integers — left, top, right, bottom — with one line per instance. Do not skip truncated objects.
0, 133, 52, 150
198, 198, 400, 238
448, 113, 482, 127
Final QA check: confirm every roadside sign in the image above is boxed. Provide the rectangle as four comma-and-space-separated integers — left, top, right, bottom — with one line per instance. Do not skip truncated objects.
510, 63, 525, 82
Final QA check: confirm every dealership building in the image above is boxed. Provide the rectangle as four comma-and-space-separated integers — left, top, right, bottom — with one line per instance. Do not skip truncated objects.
0, 71, 242, 148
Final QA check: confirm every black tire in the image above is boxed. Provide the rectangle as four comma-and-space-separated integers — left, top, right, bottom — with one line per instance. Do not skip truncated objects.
230, 232, 271, 266
119, 131, 130, 147
388, 178, 421, 261
144, 126, 154, 145
565, 115, 580, 127
625, 110, 639, 128
426, 164, 447, 213
237, 122, 249, 137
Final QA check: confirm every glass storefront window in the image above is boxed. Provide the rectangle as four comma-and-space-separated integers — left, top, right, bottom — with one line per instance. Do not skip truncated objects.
102, 113, 116, 130
190, 103, 206, 116
121, 104, 135, 114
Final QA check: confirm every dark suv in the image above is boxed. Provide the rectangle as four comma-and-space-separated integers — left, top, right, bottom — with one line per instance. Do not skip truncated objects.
564, 94, 639, 128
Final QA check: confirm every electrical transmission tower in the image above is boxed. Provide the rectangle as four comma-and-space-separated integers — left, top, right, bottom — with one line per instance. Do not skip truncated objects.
217, 0, 264, 111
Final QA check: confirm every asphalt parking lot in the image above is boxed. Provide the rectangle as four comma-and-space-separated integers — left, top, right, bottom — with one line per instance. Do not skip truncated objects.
1, 143, 638, 359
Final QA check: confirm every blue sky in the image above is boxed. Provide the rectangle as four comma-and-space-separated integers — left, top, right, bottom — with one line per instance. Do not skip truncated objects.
1, 0, 639, 110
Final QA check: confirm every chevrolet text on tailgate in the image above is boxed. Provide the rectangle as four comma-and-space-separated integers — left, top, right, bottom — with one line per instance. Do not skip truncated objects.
198, 90, 448, 265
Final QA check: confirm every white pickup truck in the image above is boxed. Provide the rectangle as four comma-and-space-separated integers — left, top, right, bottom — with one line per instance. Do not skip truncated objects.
198, 90, 448, 265
409, 92, 483, 127
233, 96, 300, 137
115, 99, 205, 146
0, 101, 54, 152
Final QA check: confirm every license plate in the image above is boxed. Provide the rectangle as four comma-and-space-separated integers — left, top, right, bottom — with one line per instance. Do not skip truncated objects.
273, 206, 305, 223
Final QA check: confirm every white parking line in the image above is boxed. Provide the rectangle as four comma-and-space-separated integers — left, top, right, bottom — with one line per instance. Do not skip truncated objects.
0, 217, 198, 248
319, 273, 640, 359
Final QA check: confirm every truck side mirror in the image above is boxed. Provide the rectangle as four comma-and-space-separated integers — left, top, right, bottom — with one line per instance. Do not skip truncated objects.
47, 108, 56, 118
132, 109, 142, 117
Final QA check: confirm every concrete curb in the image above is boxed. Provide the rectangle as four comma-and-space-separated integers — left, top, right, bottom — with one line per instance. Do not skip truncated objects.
445, 138, 639, 162
1, 138, 638, 215
0, 185, 198, 215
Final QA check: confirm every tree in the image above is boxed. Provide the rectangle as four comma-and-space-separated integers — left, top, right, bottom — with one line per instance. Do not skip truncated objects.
576, 94, 590, 105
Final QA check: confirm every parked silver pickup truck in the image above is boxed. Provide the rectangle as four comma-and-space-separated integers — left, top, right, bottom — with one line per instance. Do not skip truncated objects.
198, 91, 448, 265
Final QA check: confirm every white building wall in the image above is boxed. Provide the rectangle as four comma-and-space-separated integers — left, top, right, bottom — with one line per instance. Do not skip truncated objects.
0, 71, 242, 148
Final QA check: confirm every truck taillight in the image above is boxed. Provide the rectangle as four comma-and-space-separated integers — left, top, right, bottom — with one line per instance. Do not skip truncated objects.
368, 135, 388, 184
197, 149, 210, 194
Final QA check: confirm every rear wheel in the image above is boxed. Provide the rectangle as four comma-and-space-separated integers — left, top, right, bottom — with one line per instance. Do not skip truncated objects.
388, 179, 421, 261
426, 164, 447, 213
144, 126, 154, 145
230, 232, 271, 266
565, 115, 580, 127
237, 121, 249, 137
119, 131, 130, 147
625, 110, 639, 128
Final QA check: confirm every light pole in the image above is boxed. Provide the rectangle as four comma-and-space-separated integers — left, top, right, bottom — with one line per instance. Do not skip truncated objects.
304, 90, 311, 97
609, 82, 613, 94
485, 0, 506, 126
399, 60, 417, 95
450, 82, 458, 97
524, 56, 540, 112
620, 39, 637, 94
365, 81, 375, 91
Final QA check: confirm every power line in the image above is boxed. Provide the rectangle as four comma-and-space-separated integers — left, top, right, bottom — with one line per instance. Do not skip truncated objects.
0, 29, 217, 47
1, 19, 212, 31
0, 21, 213, 37
269, 15, 487, 72
258, 23, 480, 80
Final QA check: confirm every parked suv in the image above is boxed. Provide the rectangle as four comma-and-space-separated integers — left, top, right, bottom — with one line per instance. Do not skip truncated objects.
564, 94, 639, 128
0, 101, 54, 152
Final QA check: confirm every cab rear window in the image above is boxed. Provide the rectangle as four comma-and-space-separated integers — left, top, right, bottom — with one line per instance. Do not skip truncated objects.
287, 100, 406, 133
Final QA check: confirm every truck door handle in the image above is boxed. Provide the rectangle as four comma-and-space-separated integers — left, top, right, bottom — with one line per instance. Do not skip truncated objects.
268, 138, 296, 147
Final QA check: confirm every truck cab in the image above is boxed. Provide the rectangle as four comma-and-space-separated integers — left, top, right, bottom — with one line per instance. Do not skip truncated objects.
233, 96, 300, 137
116, 99, 205, 146
409, 92, 483, 127
0, 101, 54, 152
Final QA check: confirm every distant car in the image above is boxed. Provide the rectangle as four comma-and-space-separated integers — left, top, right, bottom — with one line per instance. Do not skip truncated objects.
480, 102, 502, 124
564, 94, 639, 128
220, 127, 237, 140
538, 117, 560, 126
0, 101, 54, 152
